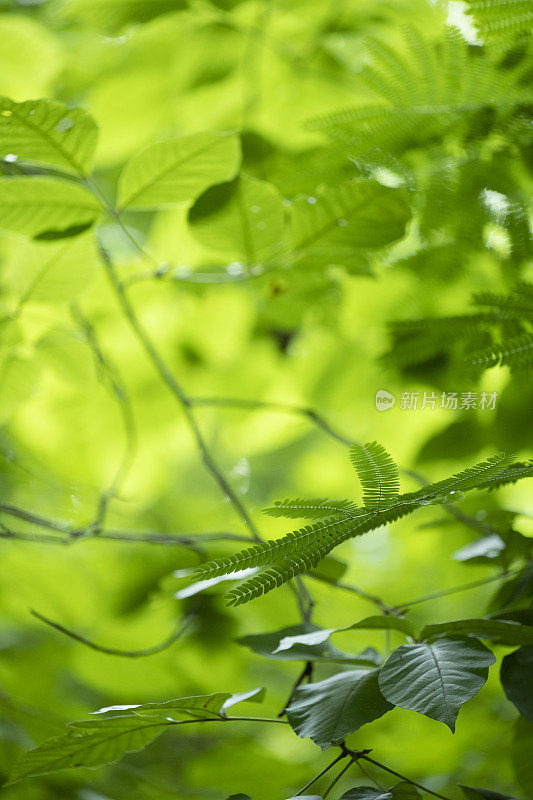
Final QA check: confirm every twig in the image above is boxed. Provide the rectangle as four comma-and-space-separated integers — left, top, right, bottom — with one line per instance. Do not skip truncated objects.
99, 246, 261, 543
190, 396, 353, 446
390, 568, 519, 614
359, 753, 453, 800
70, 302, 137, 534
30, 609, 193, 658
307, 573, 392, 613
294, 752, 346, 795
278, 661, 313, 717
323, 756, 357, 797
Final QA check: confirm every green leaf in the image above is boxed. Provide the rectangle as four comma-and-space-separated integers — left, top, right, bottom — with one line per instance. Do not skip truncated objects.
378, 637, 495, 731
350, 442, 400, 510
118, 132, 241, 210
263, 498, 361, 521
272, 616, 414, 654
93, 691, 251, 720
289, 180, 411, 267
188, 175, 285, 265
460, 785, 526, 800
286, 668, 393, 748
421, 619, 533, 647
0, 177, 100, 237
501, 647, 533, 722
238, 625, 380, 665
340, 789, 391, 800
339, 787, 418, 800
227, 796, 253, 800
8, 715, 170, 782
0, 97, 98, 176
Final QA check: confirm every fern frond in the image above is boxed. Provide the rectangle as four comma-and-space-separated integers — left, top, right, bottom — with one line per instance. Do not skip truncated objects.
469, 333, 533, 369
350, 442, 400, 510
307, 27, 531, 159
263, 498, 360, 520
404, 453, 517, 503
192, 452, 533, 605
473, 285, 533, 317
465, 0, 533, 42
194, 516, 359, 580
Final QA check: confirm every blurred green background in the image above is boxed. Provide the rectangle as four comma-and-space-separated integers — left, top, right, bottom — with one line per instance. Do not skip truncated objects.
0, 0, 532, 798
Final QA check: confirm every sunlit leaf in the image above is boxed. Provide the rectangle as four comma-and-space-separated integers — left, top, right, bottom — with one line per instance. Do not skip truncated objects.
118, 132, 241, 210
188, 175, 286, 265
9, 716, 170, 782
0, 177, 100, 237
0, 97, 98, 175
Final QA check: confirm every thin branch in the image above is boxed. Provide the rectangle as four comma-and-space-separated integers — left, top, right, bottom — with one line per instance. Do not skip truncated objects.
98, 246, 261, 543
190, 396, 353, 446
323, 756, 357, 798
391, 568, 520, 613
30, 609, 193, 658
97, 245, 313, 620
361, 753, 453, 800
307, 573, 392, 613
294, 752, 347, 796
0, 503, 73, 534
278, 661, 313, 718
70, 302, 137, 534
0, 503, 250, 548
98, 528, 253, 545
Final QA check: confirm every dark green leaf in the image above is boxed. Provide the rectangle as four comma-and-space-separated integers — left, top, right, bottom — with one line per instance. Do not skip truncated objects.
286, 668, 393, 748
421, 619, 533, 647
501, 647, 533, 722
460, 784, 526, 800
238, 625, 380, 665
379, 637, 495, 731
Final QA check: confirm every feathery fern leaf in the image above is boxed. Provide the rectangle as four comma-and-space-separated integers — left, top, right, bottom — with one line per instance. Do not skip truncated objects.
263, 498, 361, 520
465, 0, 533, 42
350, 442, 400, 510
193, 451, 533, 606
469, 332, 533, 370
307, 28, 531, 159
386, 282, 533, 373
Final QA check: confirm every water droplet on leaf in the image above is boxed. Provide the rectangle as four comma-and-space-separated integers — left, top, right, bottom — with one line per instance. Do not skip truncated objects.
56, 117, 74, 132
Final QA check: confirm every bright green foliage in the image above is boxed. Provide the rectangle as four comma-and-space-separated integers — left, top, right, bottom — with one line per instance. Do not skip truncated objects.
0, 2, 532, 799
196, 452, 533, 605
117, 133, 241, 210
8, 716, 171, 782
0, 177, 100, 236
349, 442, 400, 510
0, 97, 98, 175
